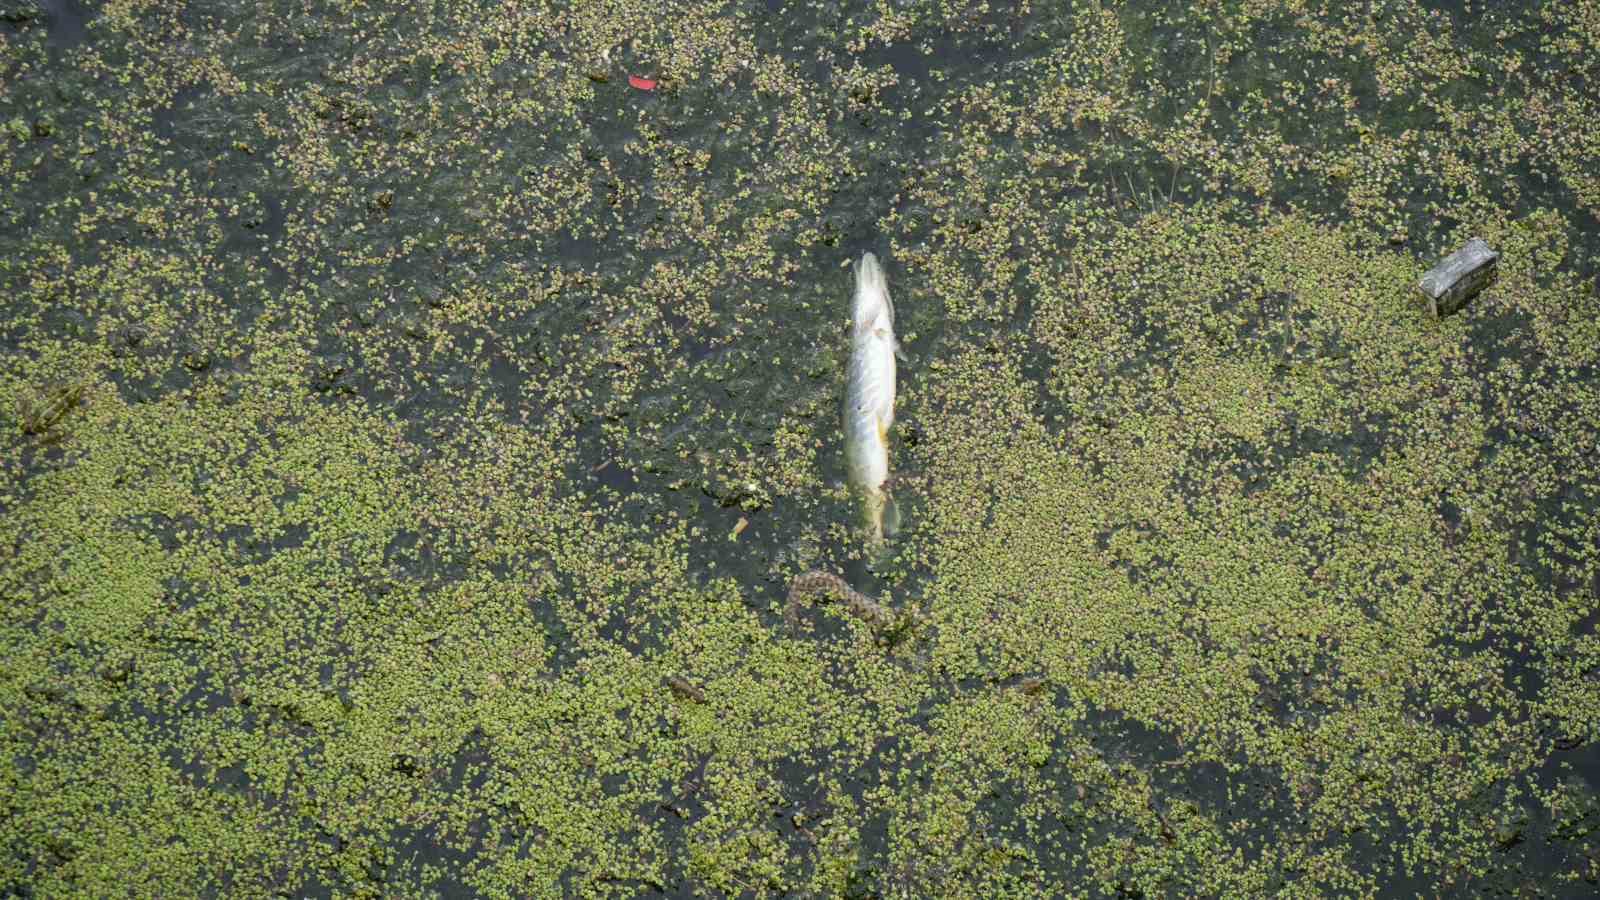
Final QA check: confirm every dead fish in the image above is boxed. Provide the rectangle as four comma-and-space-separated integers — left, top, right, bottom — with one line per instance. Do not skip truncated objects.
844, 252, 899, 547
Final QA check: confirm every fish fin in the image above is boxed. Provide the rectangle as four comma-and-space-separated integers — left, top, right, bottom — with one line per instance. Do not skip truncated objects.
881, 493, 900, 539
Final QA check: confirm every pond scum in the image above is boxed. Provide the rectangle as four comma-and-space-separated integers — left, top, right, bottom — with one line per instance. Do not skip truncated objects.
2, 1, 1598, 897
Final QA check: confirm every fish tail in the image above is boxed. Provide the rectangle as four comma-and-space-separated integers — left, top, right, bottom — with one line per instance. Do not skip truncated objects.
881, 493, 900, 540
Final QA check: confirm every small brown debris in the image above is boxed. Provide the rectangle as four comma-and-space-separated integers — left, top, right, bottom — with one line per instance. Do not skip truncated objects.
664, 675, 705, 703
1015, 675, 1048, 695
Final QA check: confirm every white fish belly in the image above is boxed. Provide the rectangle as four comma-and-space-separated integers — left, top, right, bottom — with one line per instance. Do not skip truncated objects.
844, 392, 889, 494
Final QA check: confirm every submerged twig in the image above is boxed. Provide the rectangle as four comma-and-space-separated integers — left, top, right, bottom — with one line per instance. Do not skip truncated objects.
785, 570, 908, 633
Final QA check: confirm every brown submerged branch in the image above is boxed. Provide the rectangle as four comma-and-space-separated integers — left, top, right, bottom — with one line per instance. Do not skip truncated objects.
785, 570, 913, 634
